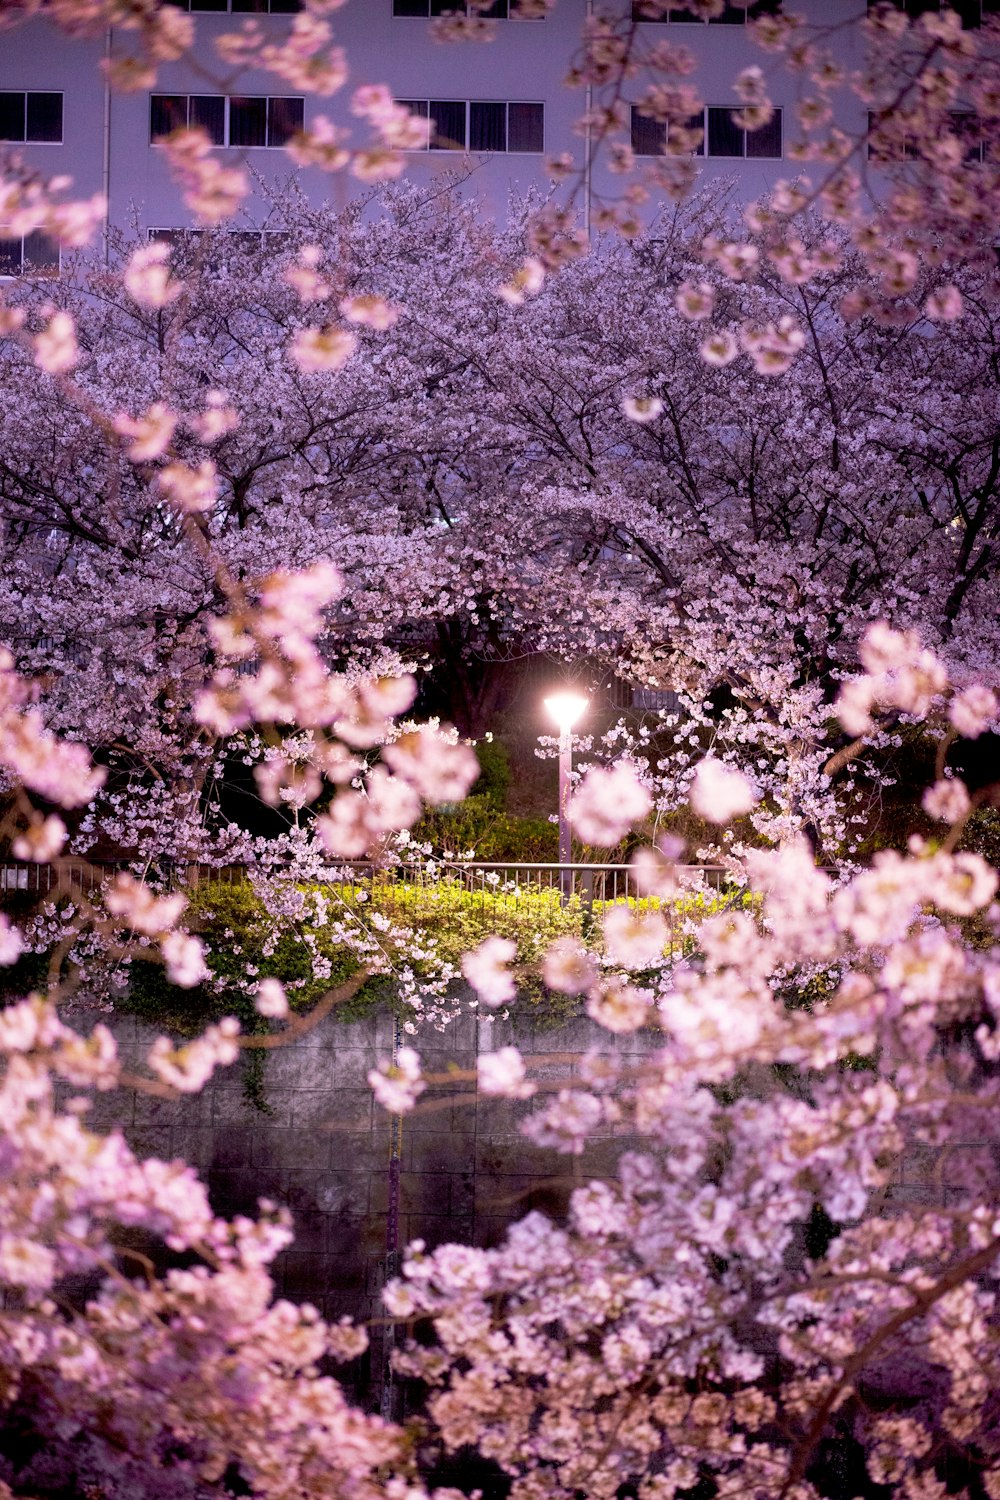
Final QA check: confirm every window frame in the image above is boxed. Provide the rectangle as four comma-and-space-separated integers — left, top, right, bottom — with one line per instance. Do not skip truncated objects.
0, 91, 64, 145
630, 2, 781, 22
631, 103, 782, 160
395, 98, 544, 153
165, 0, 304, 13
391, 1, 543, 18
149, 93, 304, 148
630, 105, 704, 157
147, 228, 294, 269
0, 229, 61, 279
148, 227, 292, 244
867, 108, 985, 163
865, 0, 998, 28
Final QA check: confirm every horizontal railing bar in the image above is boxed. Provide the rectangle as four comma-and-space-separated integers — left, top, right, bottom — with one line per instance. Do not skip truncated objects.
348, 862, 847, 877
0, 860, 736, 879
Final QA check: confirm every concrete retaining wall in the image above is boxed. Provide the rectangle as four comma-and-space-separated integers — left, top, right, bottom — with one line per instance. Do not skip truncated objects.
86, 997, 961, 1411
89, 1001, 658, 1406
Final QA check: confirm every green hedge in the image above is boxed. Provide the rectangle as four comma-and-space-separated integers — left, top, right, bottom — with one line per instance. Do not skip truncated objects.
108, 877, 586, 1038
1, 875, 752, 1088
0, 875, 759, 1107
115, 877, 746, 1032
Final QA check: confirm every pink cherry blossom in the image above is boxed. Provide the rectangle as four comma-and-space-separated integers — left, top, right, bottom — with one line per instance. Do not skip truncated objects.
602, 904, 669, 968
478, 1046, 535, 1098
621, 394, 663, 423
291, 325, 358, 373
950, 685, 999, 738
570, 762, 652, 845
382, 727, 479, 805
33, 311, 78, 375
461, 936, 518, 1008
3, 8, 1000, 1487
255, 978, 289, 1019
157, 458, 219, 514
922, 778, 971, 824
368, 1045, 425, 1114
0, 915, 24, 966
675, 280, 715, 320
688, 758, 758, 823
114, 402, 177, 462
543, 936, 598, 994
147, 1017, 240, 1090
700, 330, 739, 366
586, 979, 651, 1033
11, 813, 66, 861
161, 930, 211, 988
340, 295, 399, 330
123, 241, 183, 308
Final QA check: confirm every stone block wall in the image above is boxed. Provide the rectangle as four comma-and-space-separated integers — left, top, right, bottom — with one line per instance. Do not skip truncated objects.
95, 999, 659, 1407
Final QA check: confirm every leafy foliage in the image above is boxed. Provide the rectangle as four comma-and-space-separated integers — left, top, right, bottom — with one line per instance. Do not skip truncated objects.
410, 795, 559, 862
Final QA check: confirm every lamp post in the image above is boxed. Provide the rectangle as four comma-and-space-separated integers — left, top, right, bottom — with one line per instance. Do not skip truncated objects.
544, 691, 589, 899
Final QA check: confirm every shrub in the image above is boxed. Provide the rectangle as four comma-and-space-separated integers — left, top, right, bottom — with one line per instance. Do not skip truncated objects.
4, 874, 754, 1081
409, 795, 559, 861
474, 739, 512, 809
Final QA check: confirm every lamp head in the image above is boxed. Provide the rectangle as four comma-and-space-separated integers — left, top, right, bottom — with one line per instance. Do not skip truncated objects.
544, 691, 590, 734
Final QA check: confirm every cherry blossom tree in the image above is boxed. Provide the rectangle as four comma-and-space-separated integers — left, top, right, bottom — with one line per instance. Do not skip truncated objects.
382, 633, 1000, 1500
4, 191, 1000, 860
1, 3, 1000, 1498
0, 183, 508, 862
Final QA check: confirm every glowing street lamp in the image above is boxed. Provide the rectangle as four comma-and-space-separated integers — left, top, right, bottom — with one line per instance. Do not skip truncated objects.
544, 691, 589, 883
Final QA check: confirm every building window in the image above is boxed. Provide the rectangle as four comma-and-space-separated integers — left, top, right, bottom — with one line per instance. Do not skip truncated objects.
631, 685, 680, 712
867, 0, 998, 25
393, 2, 539, 17
631, 104, 780, 159
707, 105, 782, 157
149, 228, 291, 247
867, 110, 984, 162
631, 106, 704, 156
0, 230, 60, 278
147, 228, 293, 270
866, 110, 917, 161
0, 92, 63, 144
396, 99, 544, 152
150, 95, 303, 147
631, 1, 781, 21
165, 1, 303, 13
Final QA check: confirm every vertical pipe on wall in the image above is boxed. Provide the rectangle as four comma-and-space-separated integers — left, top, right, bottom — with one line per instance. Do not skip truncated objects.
583, 0, 593, 240
102, 26, 112, 262
379, 1014, 403, 1423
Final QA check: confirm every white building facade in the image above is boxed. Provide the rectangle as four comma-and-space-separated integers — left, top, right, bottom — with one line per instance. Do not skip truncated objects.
0, 0, 970, 268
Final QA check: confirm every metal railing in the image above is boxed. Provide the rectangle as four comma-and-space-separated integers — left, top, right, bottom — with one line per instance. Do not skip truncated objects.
0, 858, 754, 987
0, 861, 248, 897
333, 859, 735, 913
0, 858, 737, 900
0, 861, 745, 965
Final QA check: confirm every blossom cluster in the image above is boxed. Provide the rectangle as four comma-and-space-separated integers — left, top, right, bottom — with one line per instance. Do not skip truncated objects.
0, 0, 999, 1488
